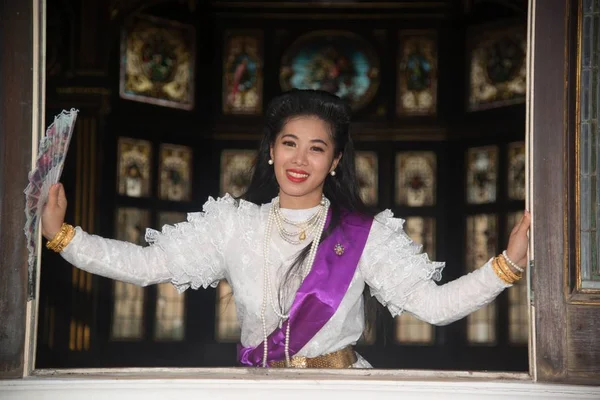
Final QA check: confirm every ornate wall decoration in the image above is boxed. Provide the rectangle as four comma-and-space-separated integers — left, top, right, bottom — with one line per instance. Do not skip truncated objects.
280, 31, 380, 110
112, 207, 150, 340
397, 31, 437, 116
220, 149, 257, 197
215, 281, 241, 342
117, 137, 152, 198
154, 211, 187, 341
468, 24, 526, 111
158, 144, 192, 202
466, 146, 498, 204
157, 211, 187, 229
120, 14, 195, 110
465, 213, 498, 344
395, 151, 436, 206
223, 31, 263, 115
355, 151, 378, 206
507, 141, 526, 200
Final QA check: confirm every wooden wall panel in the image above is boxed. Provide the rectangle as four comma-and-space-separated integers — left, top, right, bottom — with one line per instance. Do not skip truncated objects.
531, 0, 568, 381
567, 305, 600, 375
0, 0, 35, 379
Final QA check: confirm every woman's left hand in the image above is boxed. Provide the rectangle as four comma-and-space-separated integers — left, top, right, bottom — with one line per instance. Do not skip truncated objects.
505, 210, 531, 269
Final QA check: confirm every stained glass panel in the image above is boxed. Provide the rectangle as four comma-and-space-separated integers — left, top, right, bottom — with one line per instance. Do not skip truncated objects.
112, 207, 150, 340
117, 138, 152, 198
465, 214, 498, 344
466, 214, 497, 271
215, 281, 241, 342
223, 32, 263, 115
119, 14, 195, 110
155, 283, 185, 340
395, 152, 436, 206
112, 281, 145, 340
279, 31, 380, 111
154, 211, 186, 341
115, 207, 150, 246
396, 313, 433, 344
395, 216, 435, 344
468, 25, 526, 111
579, 1, 600, 289
159, 144, 192, 202
157, 211, 187, 229
397, 31, 437, 116
508, 142, 526, 200
404, 217, 436, 259
507, 211, 529, 344
355, 151, 378, 206
220, 150, 257, 197
508, 279, 529, 344
466, 146, 498, 204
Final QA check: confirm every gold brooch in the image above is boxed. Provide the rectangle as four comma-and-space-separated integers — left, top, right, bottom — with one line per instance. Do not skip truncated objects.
334, 243, 345, 256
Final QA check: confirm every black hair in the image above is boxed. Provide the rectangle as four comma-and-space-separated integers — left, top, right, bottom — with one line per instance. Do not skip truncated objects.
241, 89, 380, 340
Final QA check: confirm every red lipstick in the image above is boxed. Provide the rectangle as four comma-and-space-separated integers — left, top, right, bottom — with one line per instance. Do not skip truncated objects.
286, 169, 309, 183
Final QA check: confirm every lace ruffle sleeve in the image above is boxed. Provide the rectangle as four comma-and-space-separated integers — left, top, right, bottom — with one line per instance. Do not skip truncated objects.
144, 195, 238, 292
359, 210, 445, 317
360, 210, 510, 325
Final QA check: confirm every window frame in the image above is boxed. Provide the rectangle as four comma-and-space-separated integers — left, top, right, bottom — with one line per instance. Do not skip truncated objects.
2, 0, 600, 388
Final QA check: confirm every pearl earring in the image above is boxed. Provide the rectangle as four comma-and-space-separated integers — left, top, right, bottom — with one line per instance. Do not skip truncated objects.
268, 159, 274, 165
330, 170, 336, 176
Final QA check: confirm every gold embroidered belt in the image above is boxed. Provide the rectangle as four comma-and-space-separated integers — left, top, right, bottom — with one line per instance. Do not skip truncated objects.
270, 346, 357, 369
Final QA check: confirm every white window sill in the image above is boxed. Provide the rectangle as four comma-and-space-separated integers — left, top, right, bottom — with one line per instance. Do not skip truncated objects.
1, 368, 599, 399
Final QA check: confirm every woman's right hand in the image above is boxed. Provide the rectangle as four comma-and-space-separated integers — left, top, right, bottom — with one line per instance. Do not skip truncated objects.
42, 183, 68, 240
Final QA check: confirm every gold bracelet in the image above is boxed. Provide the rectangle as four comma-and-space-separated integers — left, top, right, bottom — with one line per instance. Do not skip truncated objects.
497, 256, 522, 283
492, 256, 521, 284
491, 257, 512, 284
47, 224, 74, 252
55, 224, 76, 252
46, 224, 67, 250
46, 223, 75, 252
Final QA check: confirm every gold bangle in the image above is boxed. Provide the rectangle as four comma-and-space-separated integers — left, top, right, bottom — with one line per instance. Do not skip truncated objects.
51, 224, 74, 252
46, 224, 67, 250
46, 223, 75, 252
492, 256, 521, 284
491, 257, 512, 285
500, 257, 521, 283
55, 224, 75, 252
497, 256, 522, 283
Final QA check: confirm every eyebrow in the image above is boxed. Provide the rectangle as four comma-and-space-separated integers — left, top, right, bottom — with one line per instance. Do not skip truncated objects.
280, 133, 329, 146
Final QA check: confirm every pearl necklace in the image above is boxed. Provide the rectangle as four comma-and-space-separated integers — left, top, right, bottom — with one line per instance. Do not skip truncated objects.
260, 196, 330, 367
273, 197, 322, 244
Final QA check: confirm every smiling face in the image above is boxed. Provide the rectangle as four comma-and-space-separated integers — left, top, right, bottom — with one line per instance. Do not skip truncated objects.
270, 116, 341, 209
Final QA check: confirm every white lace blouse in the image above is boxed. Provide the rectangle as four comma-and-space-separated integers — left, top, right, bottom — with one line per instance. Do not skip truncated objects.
60, 195, 510, 368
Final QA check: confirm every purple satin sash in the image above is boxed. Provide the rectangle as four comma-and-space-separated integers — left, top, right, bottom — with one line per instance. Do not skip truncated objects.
238, 211, 373, 367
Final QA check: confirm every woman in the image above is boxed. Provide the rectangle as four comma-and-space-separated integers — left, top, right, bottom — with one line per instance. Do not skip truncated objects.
42, 89, 530, 369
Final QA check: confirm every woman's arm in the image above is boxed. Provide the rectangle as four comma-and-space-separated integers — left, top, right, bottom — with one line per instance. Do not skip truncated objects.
59, 228, 172, 287
401, 260, 508, 326
404, 212, 530, 325
360, 210, 530, 324
44, 183, 171, 286
43, 183, 234, 291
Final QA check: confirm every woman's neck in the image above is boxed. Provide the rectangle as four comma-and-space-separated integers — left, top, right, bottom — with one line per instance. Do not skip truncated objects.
278, 190, 323, 209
